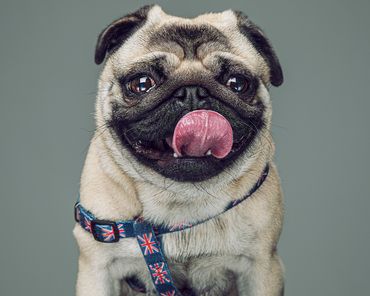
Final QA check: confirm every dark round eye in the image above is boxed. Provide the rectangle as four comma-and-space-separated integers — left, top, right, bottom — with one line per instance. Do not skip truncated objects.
127, 75, 156, 94
226, 75, 248, 92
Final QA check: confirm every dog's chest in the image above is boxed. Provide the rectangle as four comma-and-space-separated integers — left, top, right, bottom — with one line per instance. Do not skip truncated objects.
160, 210, 258, 258
119, 222, 252, 295
109, 212, 256, 294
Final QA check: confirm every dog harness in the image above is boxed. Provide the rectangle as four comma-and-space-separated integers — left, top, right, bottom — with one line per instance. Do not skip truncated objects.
74, 164, 269, 296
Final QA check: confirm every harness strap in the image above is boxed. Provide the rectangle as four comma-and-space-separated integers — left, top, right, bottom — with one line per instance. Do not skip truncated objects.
134, 221, 180, 295
74, 164, 270, 295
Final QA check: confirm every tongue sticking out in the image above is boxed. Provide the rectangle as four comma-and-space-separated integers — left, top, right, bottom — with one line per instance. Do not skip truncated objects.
171, 110, 233, 159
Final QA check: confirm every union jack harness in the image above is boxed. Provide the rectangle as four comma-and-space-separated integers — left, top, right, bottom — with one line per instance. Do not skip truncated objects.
74, 164, 269, 295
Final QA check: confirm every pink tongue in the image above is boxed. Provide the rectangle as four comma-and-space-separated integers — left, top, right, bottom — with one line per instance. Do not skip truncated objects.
172, 110, 233, 159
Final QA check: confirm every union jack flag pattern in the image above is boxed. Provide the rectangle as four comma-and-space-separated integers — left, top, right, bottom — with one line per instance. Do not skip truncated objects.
169, 221, 193, 231
83, 217, 92, 233
97, 224, 116, 242
138, 233, 159, 255
117, 223, 126, 238
149, 262, 170, 285
160, 290, 176, 296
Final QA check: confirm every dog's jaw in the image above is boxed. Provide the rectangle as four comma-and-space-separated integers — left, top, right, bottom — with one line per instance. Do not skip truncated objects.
84, 124, 274, 227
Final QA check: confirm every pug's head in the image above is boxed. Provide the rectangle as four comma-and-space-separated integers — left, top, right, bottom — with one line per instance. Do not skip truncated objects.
94, 5, 283, 184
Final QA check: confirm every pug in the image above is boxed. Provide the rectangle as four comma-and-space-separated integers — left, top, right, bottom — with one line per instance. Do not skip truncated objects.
73, 4, 284, 296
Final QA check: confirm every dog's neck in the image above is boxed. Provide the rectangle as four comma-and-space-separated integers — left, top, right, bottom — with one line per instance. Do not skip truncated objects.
80, 134, 268, 226
135, 160, 267, 226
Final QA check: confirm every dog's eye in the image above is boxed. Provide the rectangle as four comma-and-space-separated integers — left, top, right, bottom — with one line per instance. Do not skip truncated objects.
127, 75, 156, 94
226, 75, 248, 92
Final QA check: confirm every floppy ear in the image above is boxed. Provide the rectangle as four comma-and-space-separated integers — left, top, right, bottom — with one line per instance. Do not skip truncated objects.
94, 4, 154, 65
233, 11, 283, 87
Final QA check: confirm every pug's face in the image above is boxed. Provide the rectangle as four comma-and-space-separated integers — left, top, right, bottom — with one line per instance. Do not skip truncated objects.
94, 5, 283, 183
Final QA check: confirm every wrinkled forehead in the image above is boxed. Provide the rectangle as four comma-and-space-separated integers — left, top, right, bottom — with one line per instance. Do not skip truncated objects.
108, 10, 264, 76
147, 24, 230, 59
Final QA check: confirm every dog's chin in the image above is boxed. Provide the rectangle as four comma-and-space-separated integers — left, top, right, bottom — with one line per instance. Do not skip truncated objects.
118, 130, 255, 182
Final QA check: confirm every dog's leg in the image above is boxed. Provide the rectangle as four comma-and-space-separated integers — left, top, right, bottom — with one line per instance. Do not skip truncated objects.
187, 257, 237, 296
237, 253, 284, 296
76, 256, 120, 296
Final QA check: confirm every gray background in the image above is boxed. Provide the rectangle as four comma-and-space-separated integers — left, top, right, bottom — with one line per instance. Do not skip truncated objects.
0, 0, 369, 295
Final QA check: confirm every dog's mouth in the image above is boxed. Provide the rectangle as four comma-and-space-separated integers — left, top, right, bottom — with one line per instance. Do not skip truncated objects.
125, 109, 236, 163
124, 133, 248, 165
122, 110, 251, 171
112, 108, 263, 182
124, 134, 176, 163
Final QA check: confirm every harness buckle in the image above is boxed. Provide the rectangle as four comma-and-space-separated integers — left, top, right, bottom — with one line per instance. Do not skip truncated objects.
91, 220, 120, 243
74, 202, 80, 222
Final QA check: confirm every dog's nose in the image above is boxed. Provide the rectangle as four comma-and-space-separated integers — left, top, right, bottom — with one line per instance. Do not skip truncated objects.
173, 85, 211, 110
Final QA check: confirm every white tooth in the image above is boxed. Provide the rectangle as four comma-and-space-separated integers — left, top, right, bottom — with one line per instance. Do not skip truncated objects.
173, 153, 178, 158
206, 150, 212, 156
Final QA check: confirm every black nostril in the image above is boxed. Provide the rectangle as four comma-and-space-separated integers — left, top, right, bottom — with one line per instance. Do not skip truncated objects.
173, 85, 211, 110
196, 86, 209, 98
173, 87, 187, 98
173, 86, 209, 100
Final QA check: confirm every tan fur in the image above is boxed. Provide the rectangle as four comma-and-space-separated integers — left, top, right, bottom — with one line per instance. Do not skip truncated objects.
74, 5, 284, 296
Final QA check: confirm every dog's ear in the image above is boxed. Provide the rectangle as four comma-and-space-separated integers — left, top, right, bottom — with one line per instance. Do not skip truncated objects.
94, 5, 154, 65
233, 11, 283, 87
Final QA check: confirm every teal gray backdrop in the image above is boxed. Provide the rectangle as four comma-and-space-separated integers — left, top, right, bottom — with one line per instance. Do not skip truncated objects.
1, 0, 369, 295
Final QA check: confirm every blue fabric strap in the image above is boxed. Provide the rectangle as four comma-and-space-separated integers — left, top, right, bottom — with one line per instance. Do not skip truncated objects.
74, 164, 269, 295
134, 221, 180, 295
74, 206, 181, 295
